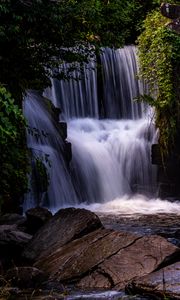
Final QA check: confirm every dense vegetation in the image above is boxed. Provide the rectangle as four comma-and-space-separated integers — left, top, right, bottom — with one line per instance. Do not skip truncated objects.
0, 0, 161, 101
138, 3, 180, 158
0, 0, 175, 211
0, 86, 29, 211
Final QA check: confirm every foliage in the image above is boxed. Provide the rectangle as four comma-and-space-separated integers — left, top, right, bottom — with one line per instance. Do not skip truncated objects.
0, 0, 161, 102
138, 8, 180, 157
0, 86, 29, 212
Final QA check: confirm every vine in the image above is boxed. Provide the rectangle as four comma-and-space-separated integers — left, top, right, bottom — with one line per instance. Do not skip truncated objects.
137, 9, 180, 158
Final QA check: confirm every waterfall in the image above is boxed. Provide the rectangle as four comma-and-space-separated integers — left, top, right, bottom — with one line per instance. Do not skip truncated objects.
24, 46, 164, 212
68, 118, 157, 204
45, 58, 99, 119
23, 91, 78, 211
100, 46, 147, 119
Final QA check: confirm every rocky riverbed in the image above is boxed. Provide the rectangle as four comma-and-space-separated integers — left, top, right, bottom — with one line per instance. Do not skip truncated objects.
0, 207, 180, 299
98, 213, 180, 246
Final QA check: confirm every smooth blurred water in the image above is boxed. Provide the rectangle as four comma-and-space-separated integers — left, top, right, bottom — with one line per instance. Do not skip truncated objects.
68, 118, 157, 204
24, 46, 180, 214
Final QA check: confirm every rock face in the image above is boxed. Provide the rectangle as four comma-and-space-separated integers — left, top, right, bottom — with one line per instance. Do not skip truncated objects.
128, 262, 180, 299
34, 226, 179, 290
23, 207, 103, 261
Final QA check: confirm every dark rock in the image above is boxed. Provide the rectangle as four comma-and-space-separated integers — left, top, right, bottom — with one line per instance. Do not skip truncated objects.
0, 225, 32, 270
5, 267, 46, 288
34, 227, 179, 290
35, 228, 126, 280
25, 206, 52, 234
64, 141, 72, 162
58, 122, 67, 140
77, 235, 179, 290
0, 214, 26, 226
77, 270, 112, 289
127, 262, 180, 299
23, 207, 103, 261
161, 3, 180, 19
167, 20, 180, 34
0, 225, 32, 247
151, 144, 162, 165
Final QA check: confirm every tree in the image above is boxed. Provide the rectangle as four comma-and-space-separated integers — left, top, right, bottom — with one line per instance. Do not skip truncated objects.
0, 0, 161, 102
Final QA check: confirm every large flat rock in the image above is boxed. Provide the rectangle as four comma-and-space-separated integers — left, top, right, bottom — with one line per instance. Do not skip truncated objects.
77, 235, 179, 290
23, 207, 102, 261
34, 227, 179, 290
128, 262, 180, 299
35, 228, 140, 281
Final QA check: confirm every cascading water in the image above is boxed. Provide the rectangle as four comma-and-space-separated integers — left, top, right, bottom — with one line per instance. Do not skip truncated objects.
100, 46, 147, 119
23, 91, 78, 211
25, 46, 180, 214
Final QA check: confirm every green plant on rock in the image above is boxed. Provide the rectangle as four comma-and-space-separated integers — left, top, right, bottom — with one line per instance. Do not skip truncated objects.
138, 8, 180, 158
0, 86, 29, 213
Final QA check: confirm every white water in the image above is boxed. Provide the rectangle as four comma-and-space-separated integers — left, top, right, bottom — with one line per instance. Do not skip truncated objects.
68, 118, 157, 203
66, 118, 180, 215
24, 46, 180, 215
75, 196, 180, 216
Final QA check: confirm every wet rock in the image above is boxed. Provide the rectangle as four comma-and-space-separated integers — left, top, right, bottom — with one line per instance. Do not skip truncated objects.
161, 3, 180, 19
77, 270, 112, 289
127, 262, 180, 299
0, 225, 32, 270
167, 20, 180, 34
0, 213, 26, 226
99, 213, 180, 243
0, 225, 32, 247
23, 207, 103, 261
34, 227, 179, 290
25, 206, 52, 234
77, 235, 179, 290
5, 267, 46, 288
35, 228, 133, 281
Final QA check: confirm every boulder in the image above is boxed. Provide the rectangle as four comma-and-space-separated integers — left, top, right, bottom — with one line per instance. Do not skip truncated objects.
77, 234, 180, 290
0, 214, 26, 226
35, 228, 135, 280
5, 267, 46, 288
161, 3, 180, 19
23, 207, 103, 261
160, 3, 180, 34
167, 20, 180, 34
0, 225, 32, 247
127, 262, 180, 299
34, 227, 179, 290
25, 206, 52, 234
0, 225, 32, 270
